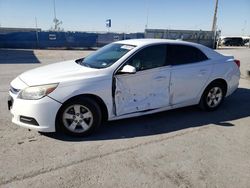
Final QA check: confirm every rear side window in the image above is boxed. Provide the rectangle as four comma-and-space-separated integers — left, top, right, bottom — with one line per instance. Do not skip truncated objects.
167, 44, 208, 65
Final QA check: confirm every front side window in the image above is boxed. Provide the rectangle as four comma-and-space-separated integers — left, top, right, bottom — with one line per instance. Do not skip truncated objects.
126, 44, 167, 71
167, 44, 208, 65
80, 43, 135, 69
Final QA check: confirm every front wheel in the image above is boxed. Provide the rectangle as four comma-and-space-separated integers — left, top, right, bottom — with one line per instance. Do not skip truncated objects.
57, 97, 102, 136
199, 83, 226, 111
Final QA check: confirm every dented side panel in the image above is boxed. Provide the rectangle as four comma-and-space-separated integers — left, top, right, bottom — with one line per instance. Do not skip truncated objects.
115, 67, 171, 116
170, 61, 213, 105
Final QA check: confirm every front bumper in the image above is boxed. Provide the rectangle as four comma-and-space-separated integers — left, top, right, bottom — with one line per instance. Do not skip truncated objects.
9, 92, 62, 132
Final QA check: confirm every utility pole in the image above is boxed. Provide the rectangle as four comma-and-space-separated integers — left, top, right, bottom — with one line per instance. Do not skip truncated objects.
212, 0, 218, 32
212, 0, 219, 49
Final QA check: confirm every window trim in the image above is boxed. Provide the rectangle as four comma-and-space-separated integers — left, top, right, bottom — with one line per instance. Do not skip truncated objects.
116, 44, 169, 74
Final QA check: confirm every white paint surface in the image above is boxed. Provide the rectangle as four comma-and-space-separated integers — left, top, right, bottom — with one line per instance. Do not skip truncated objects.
8, 39, 240, 132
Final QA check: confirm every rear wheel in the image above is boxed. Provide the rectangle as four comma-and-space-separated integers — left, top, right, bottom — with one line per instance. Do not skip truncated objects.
199, 82, 226, 111
57, 97, 102, 136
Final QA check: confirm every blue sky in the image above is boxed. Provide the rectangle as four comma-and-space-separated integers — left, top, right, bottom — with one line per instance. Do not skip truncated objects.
0, 0, 249, 35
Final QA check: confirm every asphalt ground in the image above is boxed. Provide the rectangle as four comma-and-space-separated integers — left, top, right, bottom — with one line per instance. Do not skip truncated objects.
0, 47, 249, 188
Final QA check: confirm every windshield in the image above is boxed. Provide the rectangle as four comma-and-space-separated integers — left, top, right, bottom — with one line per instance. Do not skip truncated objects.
80, 43, 135, 69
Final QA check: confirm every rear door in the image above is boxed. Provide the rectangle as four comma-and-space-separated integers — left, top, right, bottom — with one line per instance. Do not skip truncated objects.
168, 44, 212, 105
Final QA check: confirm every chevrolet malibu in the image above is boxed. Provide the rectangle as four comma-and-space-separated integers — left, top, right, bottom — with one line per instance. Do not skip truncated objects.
8, 39, 240, 136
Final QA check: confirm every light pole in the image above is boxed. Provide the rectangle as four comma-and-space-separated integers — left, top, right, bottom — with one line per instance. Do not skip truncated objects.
52, 0, 62, 31
35, 17, 39, 48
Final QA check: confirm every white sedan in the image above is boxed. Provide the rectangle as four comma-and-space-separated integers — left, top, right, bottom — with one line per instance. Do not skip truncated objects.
8, 39, 240, 136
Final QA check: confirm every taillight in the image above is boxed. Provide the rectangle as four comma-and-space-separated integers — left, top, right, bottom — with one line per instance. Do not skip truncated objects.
234, 59, 240, 68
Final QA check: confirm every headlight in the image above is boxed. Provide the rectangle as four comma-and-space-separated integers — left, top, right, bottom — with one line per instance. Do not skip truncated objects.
18, 83, 58, 100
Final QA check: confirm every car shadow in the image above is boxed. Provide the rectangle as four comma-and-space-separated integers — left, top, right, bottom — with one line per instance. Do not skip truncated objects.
0, 49, 40, 64
43, 88, 250, 141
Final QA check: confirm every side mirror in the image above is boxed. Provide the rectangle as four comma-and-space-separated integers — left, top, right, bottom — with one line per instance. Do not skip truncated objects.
119, 65, 136, 74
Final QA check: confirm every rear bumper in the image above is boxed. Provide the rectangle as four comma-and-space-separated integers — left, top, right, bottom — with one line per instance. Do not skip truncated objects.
226, 69, 240, 97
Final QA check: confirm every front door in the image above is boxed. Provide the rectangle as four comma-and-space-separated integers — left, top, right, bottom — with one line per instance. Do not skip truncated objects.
114, 44, 171, 116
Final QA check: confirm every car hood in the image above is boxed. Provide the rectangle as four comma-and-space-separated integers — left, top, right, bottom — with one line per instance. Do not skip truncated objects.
19, 60, 103, 86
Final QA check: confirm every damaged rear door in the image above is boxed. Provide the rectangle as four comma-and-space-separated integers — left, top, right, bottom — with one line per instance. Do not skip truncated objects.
114, 44, 170, 116
167, 44, 211, 105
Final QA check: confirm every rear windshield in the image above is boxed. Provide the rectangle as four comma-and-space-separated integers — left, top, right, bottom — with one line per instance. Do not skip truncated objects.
80, 43, 135, 69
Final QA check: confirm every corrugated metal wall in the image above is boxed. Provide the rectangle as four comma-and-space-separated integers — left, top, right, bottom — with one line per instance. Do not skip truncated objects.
145, 29, 216, 48
0, 31, 144, 49
0, 32, 38, 48
0, 29, 215, 49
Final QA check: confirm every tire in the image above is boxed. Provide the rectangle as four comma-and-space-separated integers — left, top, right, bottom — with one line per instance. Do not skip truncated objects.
57, 97, 102, 136
199, 82, 226, 111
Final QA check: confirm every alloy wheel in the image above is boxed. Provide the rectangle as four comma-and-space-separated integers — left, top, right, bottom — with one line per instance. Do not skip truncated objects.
206, 87, 223, 108
62, 104, 93, 133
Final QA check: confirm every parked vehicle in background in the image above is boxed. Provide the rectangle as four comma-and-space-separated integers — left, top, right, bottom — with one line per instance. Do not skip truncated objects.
243, 38, 249, 46
221, 37, 244, 46
8, 39, 240, 136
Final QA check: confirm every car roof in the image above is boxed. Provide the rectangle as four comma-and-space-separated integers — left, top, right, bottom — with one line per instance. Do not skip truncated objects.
115, 38, 199, 47
115, 38, 224, 59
